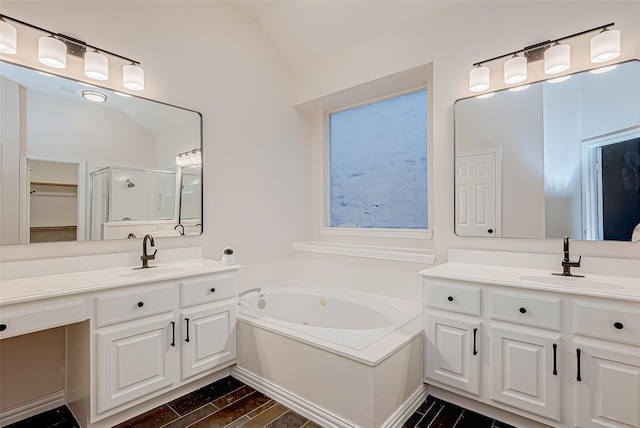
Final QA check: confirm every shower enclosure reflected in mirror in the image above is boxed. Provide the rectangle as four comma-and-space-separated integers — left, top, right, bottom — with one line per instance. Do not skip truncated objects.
0, 61, 202, 245
454, 60, 640, 242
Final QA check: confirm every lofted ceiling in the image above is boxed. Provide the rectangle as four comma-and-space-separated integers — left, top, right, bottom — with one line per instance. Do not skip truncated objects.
227, 0, 461, 69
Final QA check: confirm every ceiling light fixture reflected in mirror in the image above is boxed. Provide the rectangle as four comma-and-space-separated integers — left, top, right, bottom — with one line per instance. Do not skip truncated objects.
476, 92, 495, 99
590, 64, 618, 74
508, 84, 530, 92
547, 75, 571, 83
82, 90, 107, 103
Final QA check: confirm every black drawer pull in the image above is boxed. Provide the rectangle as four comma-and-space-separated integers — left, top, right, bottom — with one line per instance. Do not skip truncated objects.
577, 348, 582, 382
185, 318, 190, 342
137, 301, 144, 308
473, 328, 478, 356
210, 288, 216, 293
0, 324, 6, 332
447, 296, 454, 302
614, 322, 624, 330
170, 321, 176, 347
552, 343, 558, 376
519, 307, 527, 314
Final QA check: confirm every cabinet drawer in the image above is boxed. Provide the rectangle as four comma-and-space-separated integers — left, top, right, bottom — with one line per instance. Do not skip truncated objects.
180, 273, 235, 308
0, 298, 86, 339
96, 283, 174, 327
574, 302, 640, 346
426, 280, 481, 316
490, 291, 561, 331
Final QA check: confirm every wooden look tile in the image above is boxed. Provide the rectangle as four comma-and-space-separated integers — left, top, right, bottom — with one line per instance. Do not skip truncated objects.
162, 403, 218, 428
299, 421, 323, 428
221, 415, 251, 428
454, 410, 494, 428
265, 410, 308, 428
416, 401, 445, 427
112, 404, 179, 428
415, 395, 436, 415
237, 403, 290, 428
189, 391, 271, 428
168, 377, 244, 415
401, 411, 425, 427
211, 385, 256, 409
492, 421, 517, 428
245, 400, 276, 419
5, 406, 78, 428
428, 403, 464, 428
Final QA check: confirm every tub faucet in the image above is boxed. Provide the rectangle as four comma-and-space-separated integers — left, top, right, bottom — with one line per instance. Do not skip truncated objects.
174, 224, 185, 235
238, 288, 261, 298
139, 234, 157, 269
553, 236, 583, 277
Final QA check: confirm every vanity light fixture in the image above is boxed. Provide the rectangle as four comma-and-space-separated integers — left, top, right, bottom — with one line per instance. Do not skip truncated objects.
0, 13, 144, 90
82, 90, 107, 103
469, 22, 620, 93
0, 17, 17, 54
176, 149, 202, 167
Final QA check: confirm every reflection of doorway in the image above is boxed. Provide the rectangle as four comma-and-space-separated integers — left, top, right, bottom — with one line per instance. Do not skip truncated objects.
583, 127, 640, 241
28, 160, 79, 243
455, 149, 502, 237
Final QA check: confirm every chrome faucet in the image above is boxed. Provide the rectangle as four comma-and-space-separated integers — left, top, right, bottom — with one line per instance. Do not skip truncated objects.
174, 224, 185, 235
138, 234, 157, 269
553, 236, 583, 277
238, 288, 261, 298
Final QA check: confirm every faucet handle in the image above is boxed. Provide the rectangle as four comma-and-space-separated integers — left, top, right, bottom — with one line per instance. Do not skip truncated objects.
150, 249, 157, 258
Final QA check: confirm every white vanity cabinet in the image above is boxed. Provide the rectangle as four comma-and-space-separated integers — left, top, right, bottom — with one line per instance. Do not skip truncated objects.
422, 265, 640, 428
91, 272, 237, 421
424, 279, 481, 396
572, 300, 640, 428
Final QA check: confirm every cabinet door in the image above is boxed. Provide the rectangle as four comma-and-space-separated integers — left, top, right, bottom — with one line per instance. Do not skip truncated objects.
97, 314, 177, 414
425, 313, 481, 395
490, 326, 561, 421
574, 342, 640, 428
181, 301, 237, 380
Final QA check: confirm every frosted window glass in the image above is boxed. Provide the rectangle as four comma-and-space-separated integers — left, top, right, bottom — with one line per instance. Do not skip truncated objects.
330, 90, 428, 228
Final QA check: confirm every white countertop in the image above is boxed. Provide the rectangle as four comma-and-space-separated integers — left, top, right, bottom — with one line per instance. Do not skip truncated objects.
0, 259, 238, 305
421, 262, 640, 302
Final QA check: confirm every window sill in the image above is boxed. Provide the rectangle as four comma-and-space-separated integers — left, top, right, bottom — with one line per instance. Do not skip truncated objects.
293, 242, 436, 264
319, 227, 432, 240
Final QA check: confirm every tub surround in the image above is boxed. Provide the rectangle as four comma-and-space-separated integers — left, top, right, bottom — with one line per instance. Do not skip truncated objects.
0, 252, 239, 428
421, 250, 640, 428
236, 284, 424, 428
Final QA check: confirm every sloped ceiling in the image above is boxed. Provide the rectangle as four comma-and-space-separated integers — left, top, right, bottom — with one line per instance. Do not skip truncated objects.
227, 0, 461, 69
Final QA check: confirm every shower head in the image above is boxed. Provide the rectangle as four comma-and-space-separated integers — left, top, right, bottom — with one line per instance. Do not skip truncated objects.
125, 179, 135, 188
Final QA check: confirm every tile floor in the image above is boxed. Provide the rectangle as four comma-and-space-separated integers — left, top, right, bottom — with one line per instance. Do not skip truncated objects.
5, 376, 518, 428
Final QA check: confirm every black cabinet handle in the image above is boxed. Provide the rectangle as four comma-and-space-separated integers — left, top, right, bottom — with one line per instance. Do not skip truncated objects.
137, 301, 144, 308
210, 288, 216, 293
185, 318, 190, 343
447, 296, 454, 302
519, 307, 527, 314
552, 343, 558, 376
170, 321, 176, 347
576, 348, 582, 382
488, 229, 494, 234
0, 324, 6, 332
614, 322, 624, 330
473, 328, 478, 356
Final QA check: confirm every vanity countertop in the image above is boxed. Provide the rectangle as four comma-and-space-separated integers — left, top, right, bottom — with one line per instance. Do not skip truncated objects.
421, 262, 640, 302
0, 258, 238, 306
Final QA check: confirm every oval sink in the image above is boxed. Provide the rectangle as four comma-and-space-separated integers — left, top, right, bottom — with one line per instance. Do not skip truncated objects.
519, 275, 623, 290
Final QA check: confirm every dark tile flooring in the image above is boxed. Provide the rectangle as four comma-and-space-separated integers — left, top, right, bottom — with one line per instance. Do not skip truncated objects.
6, 376, 517, 428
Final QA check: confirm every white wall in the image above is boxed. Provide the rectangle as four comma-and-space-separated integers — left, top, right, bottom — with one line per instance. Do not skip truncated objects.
0, 1, 311, 268
297, 0, 640, 262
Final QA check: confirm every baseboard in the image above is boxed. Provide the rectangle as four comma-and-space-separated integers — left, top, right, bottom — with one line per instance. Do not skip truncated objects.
231, 367, 426, 428
380, 384, 428, 428
0, 390, 64, 427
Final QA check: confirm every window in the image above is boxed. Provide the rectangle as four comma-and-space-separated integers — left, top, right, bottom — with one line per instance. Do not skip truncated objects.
329, 89, 427, 229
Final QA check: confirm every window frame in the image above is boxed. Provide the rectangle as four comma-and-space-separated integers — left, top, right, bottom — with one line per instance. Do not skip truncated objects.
324, 87, 431, 238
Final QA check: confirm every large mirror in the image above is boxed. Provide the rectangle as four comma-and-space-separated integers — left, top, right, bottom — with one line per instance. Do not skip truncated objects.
454, 60, 640, 242
0, 61, 202, 245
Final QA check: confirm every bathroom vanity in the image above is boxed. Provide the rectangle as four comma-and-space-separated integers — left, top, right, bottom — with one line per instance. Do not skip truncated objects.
421, 251, 640, 428
0, 256, 238, 428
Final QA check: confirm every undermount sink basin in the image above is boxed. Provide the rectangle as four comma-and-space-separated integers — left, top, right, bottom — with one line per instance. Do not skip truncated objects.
108, 263, 201, 278
519, 275, 624, 290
